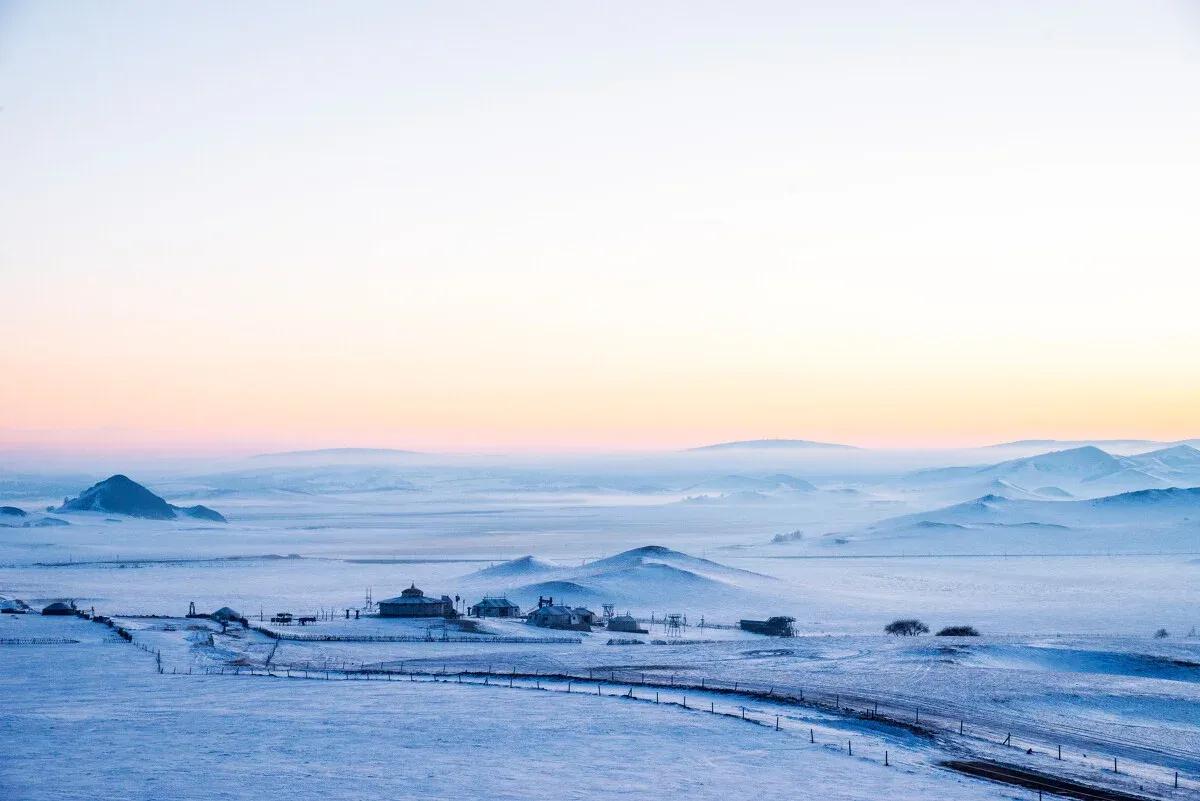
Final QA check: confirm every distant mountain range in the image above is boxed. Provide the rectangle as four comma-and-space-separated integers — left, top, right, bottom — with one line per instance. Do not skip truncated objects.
901, 445, 1200, 500
986, 438, 1200, 452
878, 484, 1200, 530
818, 483, 1200, 555
56, 475, 226, 522
687, 438, 857, 451
251, 447, 424, 460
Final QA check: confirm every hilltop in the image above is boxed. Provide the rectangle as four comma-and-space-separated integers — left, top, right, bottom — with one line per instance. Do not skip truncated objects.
57, 475, 227, 522
820, 483, 1200, 555
458, 545, 772, 613
899, 445, 1200, 500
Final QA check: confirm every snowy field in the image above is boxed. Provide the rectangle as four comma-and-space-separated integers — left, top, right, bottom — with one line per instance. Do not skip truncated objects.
2, 446, 1199, 799
3, 615, 1031, 801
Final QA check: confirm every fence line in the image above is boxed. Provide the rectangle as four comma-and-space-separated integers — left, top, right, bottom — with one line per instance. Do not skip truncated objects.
0, 637, 80, 645
70, 606, 1194, 799
192, 662, 1185, 800
248, 625, 579, 644
194, 659, 1192, 798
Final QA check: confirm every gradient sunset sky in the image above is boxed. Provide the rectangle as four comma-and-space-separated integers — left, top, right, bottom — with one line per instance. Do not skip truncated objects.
2, 1, 1198, 454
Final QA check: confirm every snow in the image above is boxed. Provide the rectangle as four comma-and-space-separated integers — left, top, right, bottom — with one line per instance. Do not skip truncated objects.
3, 617, 1017, 801
1, 447, 1198, 799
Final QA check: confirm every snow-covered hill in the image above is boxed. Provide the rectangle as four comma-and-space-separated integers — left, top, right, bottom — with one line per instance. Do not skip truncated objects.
458, 545, 772, 614
897, 445, 1199, 501
57, 475, 226, 522
827, 485, 1200, 554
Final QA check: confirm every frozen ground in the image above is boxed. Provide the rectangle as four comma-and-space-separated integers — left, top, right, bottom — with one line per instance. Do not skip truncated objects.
2, 448, 1199, 799
3, 616, 1023, 801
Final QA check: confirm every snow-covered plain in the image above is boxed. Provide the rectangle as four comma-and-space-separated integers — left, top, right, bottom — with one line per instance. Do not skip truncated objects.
2, 446, 1198, 799
3, 616, 1024, 801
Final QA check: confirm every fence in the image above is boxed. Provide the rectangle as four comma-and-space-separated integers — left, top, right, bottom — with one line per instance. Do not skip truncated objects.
0, 637, 79, 645
189, 657, 1192, 798
72, 606, 1196, 800
249, 625, 579, 644
191, 661, 1187, 800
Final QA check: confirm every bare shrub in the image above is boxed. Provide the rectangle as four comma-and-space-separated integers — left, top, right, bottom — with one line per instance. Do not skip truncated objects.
936, 625, 980, 637
885, 619, 929, 636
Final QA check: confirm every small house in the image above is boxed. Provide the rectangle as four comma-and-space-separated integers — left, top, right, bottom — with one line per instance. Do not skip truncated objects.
41, 602, 74, 616
607, 613, 647, 634
739, 616, 795, 637
526, 604, 591, 631
469, 597, 521, 618
378, 584, 454, 618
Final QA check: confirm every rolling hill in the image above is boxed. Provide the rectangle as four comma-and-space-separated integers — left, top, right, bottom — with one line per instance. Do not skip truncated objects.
828, 485, 1200, 554
899, 445, 1198, 501
458, 545, 773, 614
56, 475, 226, 522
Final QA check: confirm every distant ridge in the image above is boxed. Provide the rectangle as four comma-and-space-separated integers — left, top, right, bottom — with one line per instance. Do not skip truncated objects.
901, 444, 1200, 500
687, 438, 856, 452
874, 484, 1200, 532
251, 447, 425, 460
984, 438, 1199, 451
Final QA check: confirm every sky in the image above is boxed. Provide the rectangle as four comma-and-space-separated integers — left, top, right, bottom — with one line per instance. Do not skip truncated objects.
2, 1, 1199, 455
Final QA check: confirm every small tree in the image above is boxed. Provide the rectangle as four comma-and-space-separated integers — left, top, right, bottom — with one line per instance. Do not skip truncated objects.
1154, 628, 1169, 639
936, 625, 980, 637
885, 619, 929, 636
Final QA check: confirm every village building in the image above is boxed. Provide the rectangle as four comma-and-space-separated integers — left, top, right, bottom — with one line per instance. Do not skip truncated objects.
469, 597, 521, 618
573, 607, 599, 626
739, 616, 796, 637
607, 613, 647, 634
41, 601, 73, 616
525, 597, 595, 631
378, 584, 455, 618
